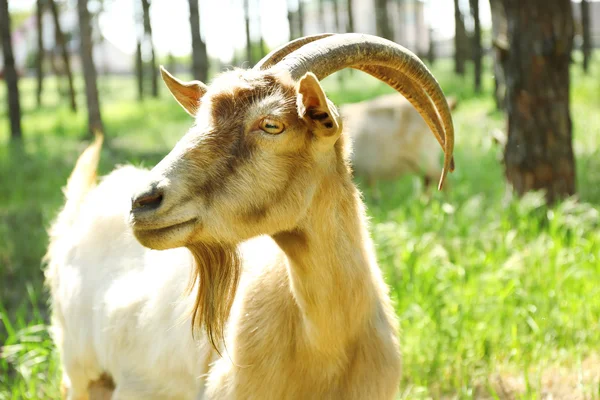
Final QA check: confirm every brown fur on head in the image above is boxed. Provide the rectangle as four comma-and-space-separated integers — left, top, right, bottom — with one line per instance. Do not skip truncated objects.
129, 67, 346, 350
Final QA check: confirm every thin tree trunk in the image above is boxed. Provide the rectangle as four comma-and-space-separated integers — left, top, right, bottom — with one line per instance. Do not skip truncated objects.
36, 0, 45, 107
0, 0, 22, 140
298, 0, 305, 37
501, 0, 576, 204
244, 0, 252, 64
581, 0, 592, 73
49, 0, 77, 111
140, 0, 157, 97
77, 0, 104, 136
346, 0, 354, 32
374, 0, 393, 40
287, 0, 296, 39
136, 39, 144, 100
256, 0, 266, 59
453, 0, 466, 75
332, 0, 340, 33
427, 26, 435, 65
470, 0, 482, 92
188, 0, 208, 82
490, 0, 508, 110
318, 0, 326, 31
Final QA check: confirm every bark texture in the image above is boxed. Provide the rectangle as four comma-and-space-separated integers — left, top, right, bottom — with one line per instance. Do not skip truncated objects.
501, 0, 576, 204
454, 0, 467, 75
188, 0, 208, 82
49, 0, 77, 111
374, 0, 393, 41
0, 0, 23, 140
141, 0, 158, 96
581, 0, 592, 73
77, 0, 104, 136
470, 0, 482, 92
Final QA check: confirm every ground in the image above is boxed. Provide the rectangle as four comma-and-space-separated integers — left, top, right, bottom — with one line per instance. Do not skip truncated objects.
0, 57, 599, 399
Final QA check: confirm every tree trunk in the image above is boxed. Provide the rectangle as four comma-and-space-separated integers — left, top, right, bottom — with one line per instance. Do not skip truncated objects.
501, 0, 576, 204
374, 0, 393, 40
0, 0, 23, 140
453, 0, 466, 75
188, 0, 208, 82
140, 0, 158, 96
427, 26, 435, 65
77, 0, 104, 136
346, 0, 354, 32
317, 0, 326, 31
136, 39, 144, 100
470, 0, 482, 92
489, 0, 508, 110
287, 0, 296, 39
581, 0, 592, 73
36, 0, 45, 107
49, 0, 77, 112
244, 0, 252, 64
256, 0, 266, 59
332, 0, 340, 33
298, 0, 305, 36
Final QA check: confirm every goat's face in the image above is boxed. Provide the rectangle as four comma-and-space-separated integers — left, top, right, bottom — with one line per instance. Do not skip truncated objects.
130, 68, 344, 250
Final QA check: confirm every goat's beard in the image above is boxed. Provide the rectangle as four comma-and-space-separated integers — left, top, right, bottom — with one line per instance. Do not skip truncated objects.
186, 242, 241, 355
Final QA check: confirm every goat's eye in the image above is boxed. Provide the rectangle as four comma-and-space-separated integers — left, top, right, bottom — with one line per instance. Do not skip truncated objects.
259, 118, 284, 135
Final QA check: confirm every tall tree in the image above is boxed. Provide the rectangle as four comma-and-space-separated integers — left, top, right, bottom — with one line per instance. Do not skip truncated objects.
36, 0, 45, 107
77, 0, 104, 136
345, 0, 354, 32
318, 0, 326, 31
332, 0, 341, 33
453, 0, 466, 75
581, 0, 592, 73
0, 0, 23, 140
256, 0, 266, 59
427, 26, 435, 65
489, 0, 508, 109
297, 0, 305, 37
188, 0, 208, 82
140, 0, 158, 96
243, 0, 252, 64
470, 0, 482, 92
134, 0, 144, 100
287, 0, 296, 39
499, 0, 576, 204
136, 39, 144, 100
49, 0, 77, 111
374, 0, 393, 40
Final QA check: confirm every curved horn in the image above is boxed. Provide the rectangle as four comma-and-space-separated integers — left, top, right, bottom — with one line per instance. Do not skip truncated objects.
254, 33, 336, 70
274, 33, 455, 189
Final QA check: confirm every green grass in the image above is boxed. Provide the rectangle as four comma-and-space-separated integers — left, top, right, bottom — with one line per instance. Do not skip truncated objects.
1, 55, 600, 399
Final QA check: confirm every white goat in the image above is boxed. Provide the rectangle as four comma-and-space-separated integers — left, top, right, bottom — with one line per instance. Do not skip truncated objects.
341, 93, 457, 195
45, 33, 455, 400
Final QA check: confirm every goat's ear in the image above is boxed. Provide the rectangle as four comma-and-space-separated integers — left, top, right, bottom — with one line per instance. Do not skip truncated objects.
296, 72, 341, 147
160, 66, 208, 117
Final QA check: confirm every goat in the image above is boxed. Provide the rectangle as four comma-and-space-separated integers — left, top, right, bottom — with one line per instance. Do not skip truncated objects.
340, 93, 458, 197
45, 33, 455, 399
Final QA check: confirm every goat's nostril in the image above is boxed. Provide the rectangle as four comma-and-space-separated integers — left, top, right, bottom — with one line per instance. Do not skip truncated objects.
132, 189, 164, 211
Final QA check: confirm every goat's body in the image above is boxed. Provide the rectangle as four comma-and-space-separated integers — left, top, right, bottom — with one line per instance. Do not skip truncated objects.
342, 93, 443, 186
47, 166, 213, 399
47, 165, 401, 399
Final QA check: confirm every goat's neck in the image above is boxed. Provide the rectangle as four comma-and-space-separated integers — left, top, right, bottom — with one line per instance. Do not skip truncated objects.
272, 166, 383, 356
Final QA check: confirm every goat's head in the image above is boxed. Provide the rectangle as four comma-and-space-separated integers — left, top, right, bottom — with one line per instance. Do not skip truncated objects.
129, 67, 344, 250
127, 33, 455, 348
130, 33, 455, 250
